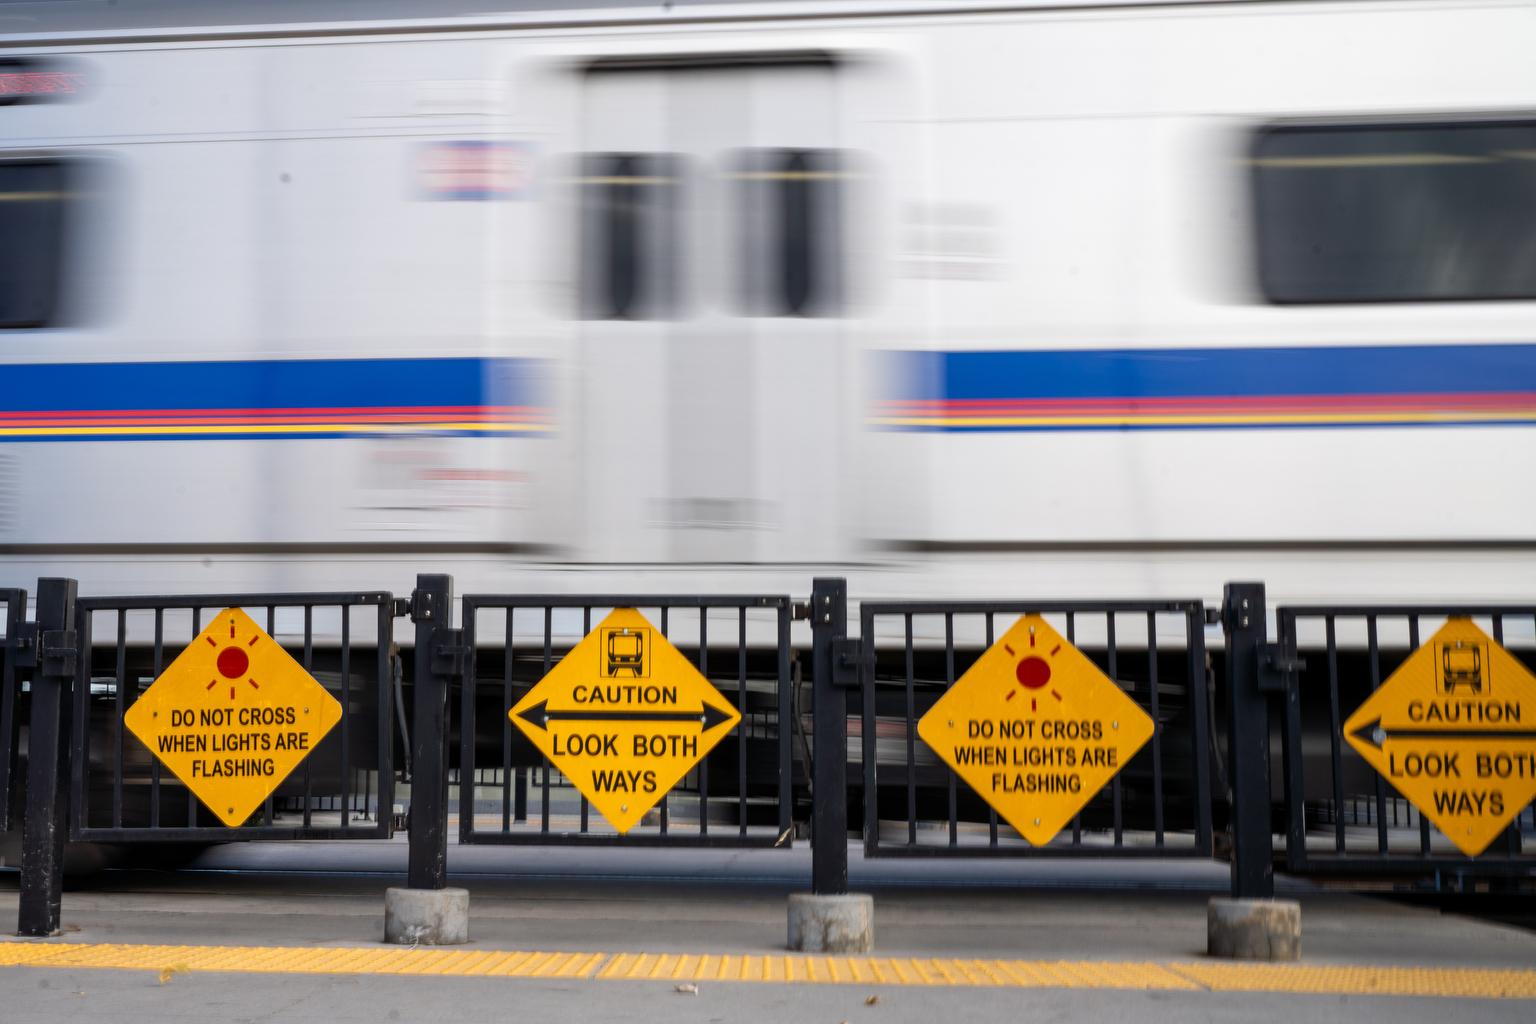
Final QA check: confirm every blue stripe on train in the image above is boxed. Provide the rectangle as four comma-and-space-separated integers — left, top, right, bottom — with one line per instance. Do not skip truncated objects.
881, 343, 1536, 402
2, 357, 540, 412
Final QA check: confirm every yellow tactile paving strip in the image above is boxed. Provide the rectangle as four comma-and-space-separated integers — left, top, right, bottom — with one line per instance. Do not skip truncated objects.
0, 943, 1533, 999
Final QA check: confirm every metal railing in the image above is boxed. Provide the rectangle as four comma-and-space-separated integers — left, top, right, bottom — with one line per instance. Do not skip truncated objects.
455, 589, 795, 847
855, 598, 1214, 858
0, 586, 24, 832
1275, 602, 1536, 876
70, 590, 397, 842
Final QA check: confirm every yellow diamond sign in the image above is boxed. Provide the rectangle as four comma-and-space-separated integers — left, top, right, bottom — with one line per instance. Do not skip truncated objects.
916, 614, 1155, 845
509, 608, 741, 834
123, 607, 343, 828
1343, 618, 1536, 857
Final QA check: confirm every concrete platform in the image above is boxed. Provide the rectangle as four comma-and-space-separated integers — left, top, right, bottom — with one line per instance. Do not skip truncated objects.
0, 842, 1533, 1024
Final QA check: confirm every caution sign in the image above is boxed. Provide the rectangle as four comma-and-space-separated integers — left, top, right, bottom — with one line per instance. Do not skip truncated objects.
1343, 618, 1536, 857
509, 608, 741, 833
916, 615, 1155, 846
123, 608, 343, 827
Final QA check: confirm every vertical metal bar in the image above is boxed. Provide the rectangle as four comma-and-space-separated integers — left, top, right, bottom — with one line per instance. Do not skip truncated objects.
738, 607, 748, 838
18, 578, 77, 937
986, 613, 998, 848
377, 598, 394, 836
777, 602, 792, 839
0, 589, 20, 835
264, 606, 277, 828
188, 606, 201, 827
1493, 617, 1522, 858
1068, 611, 1081, 845
659, 606, 669, 835
699, 607, 709, 836
1324, 616, 1345, 853
302, 605, 314, 830
460, 603, 484, 842
69, 606, 91, 836
1278, 610, 1308, 871
340, 605, 351, 828
1187, 606, 1213, 855
944, 612, 957, 848
581, 606, 590, 834
810, 578, 849, 895
1366, 615, 1387, 853
1107, 613, 1122, 847
541, 607, 552, 834
904, 614, 916, 847
1223, 581, 1275, 900
151, 609, 164, 828
500, 606, 513, 831
859, 605, 878, 856
408, 574, 453, 890
1407, 616, 1430, 855
112, 609, 126, 830
1146, 611, 1163, 847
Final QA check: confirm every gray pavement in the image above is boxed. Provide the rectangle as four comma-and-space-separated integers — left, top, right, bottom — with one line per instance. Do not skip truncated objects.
1, 841, 1534, 1021
4, 971, 1533, 1024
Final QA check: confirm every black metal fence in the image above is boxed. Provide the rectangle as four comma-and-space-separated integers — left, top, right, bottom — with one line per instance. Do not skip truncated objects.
9, 572, 1536, 937
70, 590, 398, 842
1276, 602, 1536, 876
855, 599, 1214, 859
456, 592, 795, 847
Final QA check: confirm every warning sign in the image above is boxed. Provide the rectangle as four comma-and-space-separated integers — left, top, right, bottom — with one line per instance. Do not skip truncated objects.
1343, 618, 1536, 857
123, 608, 343, 828
509, 608, 741, 833
916, 614, 1155, 846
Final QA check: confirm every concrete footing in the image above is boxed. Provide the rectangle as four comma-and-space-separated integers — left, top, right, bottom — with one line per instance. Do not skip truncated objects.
384, 887, 470, 946
1207, 897, 1301, 961
787, 893, 874, 953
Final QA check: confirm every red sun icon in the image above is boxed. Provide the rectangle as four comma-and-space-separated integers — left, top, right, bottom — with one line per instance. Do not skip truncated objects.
206, 616, 262, 700
1002, 628, 1066, 712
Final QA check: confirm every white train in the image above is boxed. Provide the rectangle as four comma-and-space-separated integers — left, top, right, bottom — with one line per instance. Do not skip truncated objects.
4, 0, 1536, 615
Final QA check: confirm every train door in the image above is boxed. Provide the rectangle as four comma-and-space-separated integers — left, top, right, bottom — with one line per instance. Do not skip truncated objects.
574, 58, 849, 563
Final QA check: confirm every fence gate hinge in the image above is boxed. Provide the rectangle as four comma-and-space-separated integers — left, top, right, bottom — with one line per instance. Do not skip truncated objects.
409, 588, 439, 623
431, 628, 467, 677
8, 620, 38, 670
832, 637, 863, 688
1258, 642, 1304, 694
12, 623, 77, 676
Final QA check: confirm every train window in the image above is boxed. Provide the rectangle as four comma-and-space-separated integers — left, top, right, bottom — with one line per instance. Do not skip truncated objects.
1252, 120, 1536, 303
577, 153, 682, 319
0, 159, 68, 327
733, 149, 845, 317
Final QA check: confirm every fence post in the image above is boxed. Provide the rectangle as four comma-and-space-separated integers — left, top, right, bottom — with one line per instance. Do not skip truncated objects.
18, 578, 78, 938
810, 577, 849, 896
408, 573, 453, 890
788, 577, 873, 953
1223, 581, 1273, 900
387, 573, 468, 944
1208, 581, 1300, 961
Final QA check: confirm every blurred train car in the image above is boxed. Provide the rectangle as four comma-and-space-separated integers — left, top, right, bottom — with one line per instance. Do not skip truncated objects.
3, 0, 1536, 841
3, 0, 1535, 608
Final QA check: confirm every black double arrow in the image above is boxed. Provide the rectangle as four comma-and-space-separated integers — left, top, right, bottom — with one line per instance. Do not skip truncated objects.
1350, 717, 1536, 752
516, 698, 736, 732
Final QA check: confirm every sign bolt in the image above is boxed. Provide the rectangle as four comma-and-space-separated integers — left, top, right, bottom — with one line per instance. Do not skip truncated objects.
948, 719, 954, 728
620, 804, 628, 813
1034, 818, 1041, 826
1112, 721, 1119, 729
